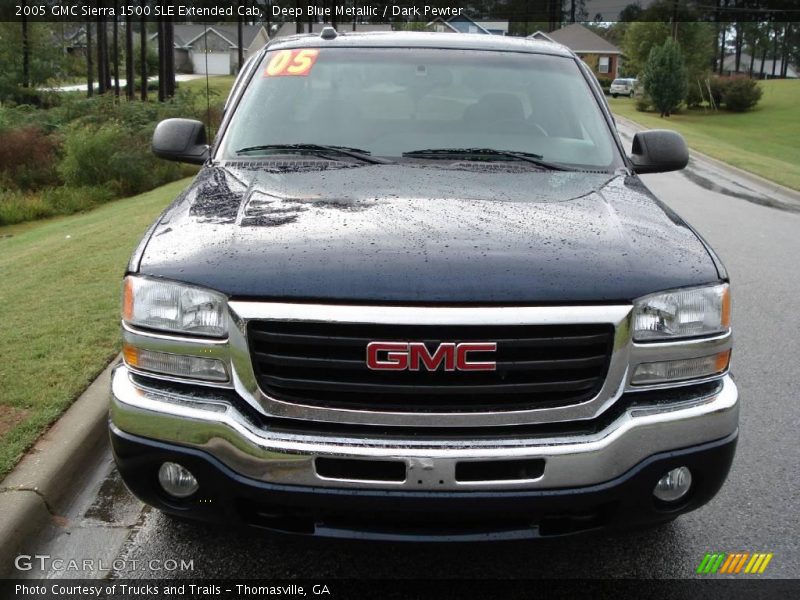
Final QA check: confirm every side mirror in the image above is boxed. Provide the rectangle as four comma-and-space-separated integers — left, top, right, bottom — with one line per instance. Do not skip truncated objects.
152, 118, 209, 164
629, 129, 689, 174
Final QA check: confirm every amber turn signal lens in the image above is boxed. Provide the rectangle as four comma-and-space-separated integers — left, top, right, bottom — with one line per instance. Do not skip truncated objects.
715, 349, 732, 373
721, 286, 731, 329
122, 343, 139, 368
122, 277, 134, 322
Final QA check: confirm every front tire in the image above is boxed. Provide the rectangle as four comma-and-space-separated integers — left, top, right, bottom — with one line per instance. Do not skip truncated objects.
611, 93, 618, 98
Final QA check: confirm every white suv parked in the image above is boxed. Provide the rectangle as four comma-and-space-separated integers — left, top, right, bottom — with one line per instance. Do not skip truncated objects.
610, 78, 638, 98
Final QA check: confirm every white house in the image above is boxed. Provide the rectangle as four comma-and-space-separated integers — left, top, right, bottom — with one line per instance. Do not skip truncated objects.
151, 23, 269, 75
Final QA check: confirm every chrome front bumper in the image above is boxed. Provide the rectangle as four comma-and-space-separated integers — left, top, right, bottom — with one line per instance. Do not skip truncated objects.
110, 366, 739, 492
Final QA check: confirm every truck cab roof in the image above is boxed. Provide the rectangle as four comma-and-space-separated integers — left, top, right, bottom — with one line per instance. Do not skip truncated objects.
266, 30, 576, 59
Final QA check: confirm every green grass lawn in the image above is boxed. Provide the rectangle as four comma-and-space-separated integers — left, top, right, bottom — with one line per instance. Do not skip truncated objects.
608, 80, 800, 191
0, 178, 191, 481
180, 75, 236, 104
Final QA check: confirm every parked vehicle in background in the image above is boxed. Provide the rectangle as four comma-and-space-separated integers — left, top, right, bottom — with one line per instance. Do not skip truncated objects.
110, 31, 737, 540
610, 78, 638, 97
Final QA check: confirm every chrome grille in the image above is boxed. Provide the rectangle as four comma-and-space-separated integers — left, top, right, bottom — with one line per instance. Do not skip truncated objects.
247, 321, 614, 413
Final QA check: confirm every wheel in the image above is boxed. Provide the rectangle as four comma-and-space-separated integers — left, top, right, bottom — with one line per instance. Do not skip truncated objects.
611, 93, 617, 98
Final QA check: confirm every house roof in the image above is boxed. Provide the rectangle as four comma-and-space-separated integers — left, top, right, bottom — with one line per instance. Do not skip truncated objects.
270, 22, 393, 39
529, 24, 620, 54
722, 53, 797, 78
151, 24, 266, 49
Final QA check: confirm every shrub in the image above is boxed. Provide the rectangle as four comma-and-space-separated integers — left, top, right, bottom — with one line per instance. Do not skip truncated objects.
1, 87, 212, 225
1, 104, 47, 130
2, 87, 62, 108
0, 126, 62, 190
58, 122, 183, 196
596, 76, 614, 95
642, 38, 688, 117
0, 185, 114, 226
722, 78, 762, 112
708, 77, 729, 108
0, 189, 54, 225
635, 94, 652, 112
686, 78, 709, 108
40, 185, 114, 214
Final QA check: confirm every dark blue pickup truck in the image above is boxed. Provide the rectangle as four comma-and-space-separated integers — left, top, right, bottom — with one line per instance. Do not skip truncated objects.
110, 30, 737, 540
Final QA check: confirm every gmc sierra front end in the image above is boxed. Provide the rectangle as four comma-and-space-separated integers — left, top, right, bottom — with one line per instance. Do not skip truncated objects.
110, 31, 737, 540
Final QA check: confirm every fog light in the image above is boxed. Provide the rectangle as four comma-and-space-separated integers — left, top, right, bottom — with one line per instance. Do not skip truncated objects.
158, 462, 199, 498
653, 466, 692, 502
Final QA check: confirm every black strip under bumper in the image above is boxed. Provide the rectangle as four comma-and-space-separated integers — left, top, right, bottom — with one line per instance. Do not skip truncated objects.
111, 427, 737, 541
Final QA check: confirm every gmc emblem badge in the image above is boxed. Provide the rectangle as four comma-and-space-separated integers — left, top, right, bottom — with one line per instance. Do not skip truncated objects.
366, 342, 497, 372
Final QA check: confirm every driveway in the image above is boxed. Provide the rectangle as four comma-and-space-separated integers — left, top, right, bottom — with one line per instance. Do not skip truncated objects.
40, 74, 209, 93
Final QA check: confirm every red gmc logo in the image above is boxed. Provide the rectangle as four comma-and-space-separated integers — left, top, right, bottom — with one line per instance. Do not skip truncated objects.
366, 342, 497, 372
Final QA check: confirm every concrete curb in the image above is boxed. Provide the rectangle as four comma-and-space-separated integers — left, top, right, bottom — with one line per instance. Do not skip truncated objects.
614, 115, 800, 205
0, 357, 118, 577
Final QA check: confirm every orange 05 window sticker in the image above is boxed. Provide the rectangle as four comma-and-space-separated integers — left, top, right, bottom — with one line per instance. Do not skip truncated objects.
264, 49, 320, 77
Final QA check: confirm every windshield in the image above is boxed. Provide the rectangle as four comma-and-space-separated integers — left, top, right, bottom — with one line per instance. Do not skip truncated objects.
218, 47, 621, 169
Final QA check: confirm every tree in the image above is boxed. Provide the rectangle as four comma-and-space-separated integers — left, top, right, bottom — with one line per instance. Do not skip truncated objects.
0, 22, 67, 102
568, 0, 588, 23
21, 1, 30, 88
618, 2, 643, 22
139, 12, 147, 101
623, 20, 714, 84
642, 38, 688, 117
125, 16, 134, 99
86, 21, 93, 97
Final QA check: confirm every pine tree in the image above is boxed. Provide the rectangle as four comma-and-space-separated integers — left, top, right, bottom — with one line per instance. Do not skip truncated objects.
642, 38, 689, 117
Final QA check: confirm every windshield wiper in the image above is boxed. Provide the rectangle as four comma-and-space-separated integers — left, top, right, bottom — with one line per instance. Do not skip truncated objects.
402, 148, 574, 171
235, 143, 393, 165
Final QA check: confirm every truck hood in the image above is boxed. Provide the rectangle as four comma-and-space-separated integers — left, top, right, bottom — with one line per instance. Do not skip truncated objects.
134, 162, 720, 303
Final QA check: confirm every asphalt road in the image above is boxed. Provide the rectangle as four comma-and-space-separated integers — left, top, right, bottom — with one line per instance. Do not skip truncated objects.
18, 124, 800, 581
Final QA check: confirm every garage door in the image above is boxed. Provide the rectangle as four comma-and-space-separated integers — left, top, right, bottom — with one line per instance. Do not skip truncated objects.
192, 52, 230, 75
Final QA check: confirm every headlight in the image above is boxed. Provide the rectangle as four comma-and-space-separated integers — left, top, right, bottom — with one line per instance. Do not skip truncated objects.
632, 283, 730, 341
123, 276, 227, 338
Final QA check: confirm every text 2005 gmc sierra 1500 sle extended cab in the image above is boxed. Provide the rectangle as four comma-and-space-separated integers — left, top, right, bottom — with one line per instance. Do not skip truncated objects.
110, 31, 737, 540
